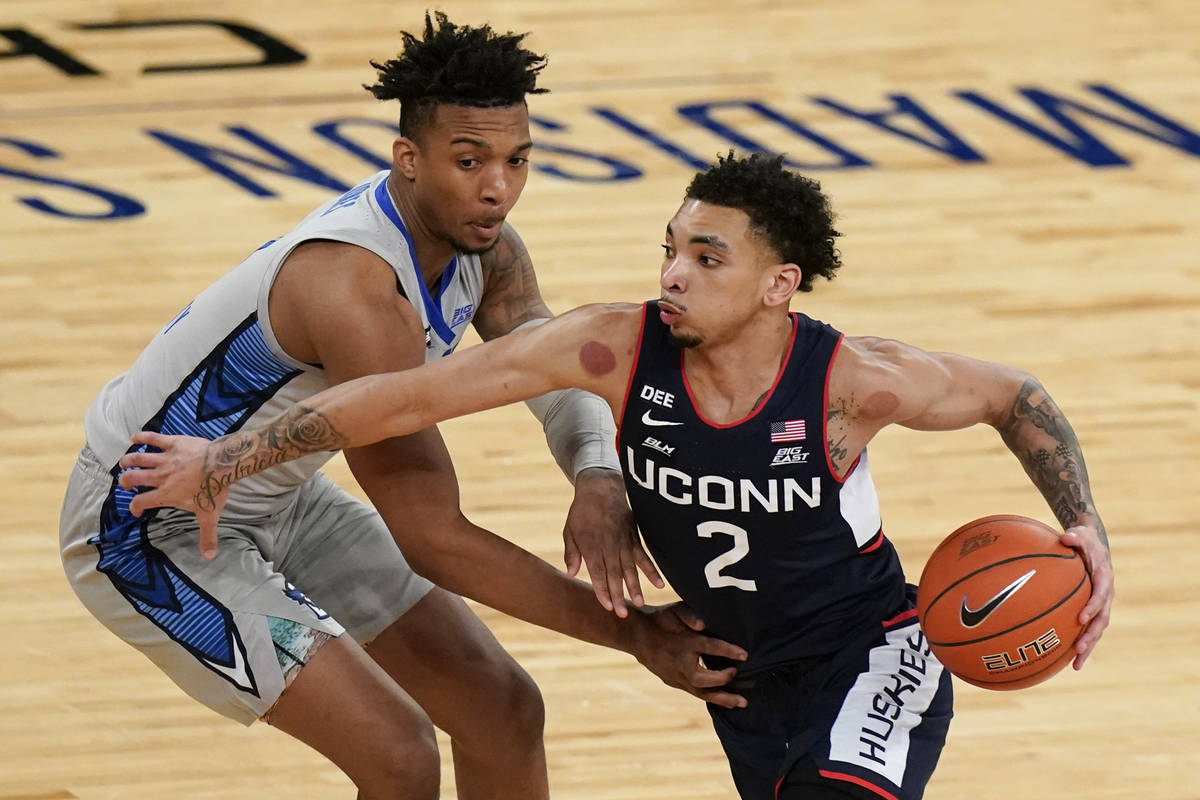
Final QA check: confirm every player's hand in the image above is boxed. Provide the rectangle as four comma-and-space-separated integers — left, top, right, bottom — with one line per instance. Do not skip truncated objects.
564, 467, 664, 618
1060, 522, 1113, 670
630, 602, 748, 709
117, 431, 226, 560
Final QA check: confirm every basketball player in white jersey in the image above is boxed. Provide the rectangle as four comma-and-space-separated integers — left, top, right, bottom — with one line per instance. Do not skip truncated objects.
58, 14, 749, 799
119, 152, 1114, 800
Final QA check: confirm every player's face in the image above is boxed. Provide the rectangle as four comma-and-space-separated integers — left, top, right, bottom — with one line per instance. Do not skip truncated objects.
659, 200, 779, 348
409, 103, 532, 254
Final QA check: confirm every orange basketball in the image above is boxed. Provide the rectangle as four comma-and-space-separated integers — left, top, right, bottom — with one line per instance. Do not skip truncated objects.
916, 515, 1090, 690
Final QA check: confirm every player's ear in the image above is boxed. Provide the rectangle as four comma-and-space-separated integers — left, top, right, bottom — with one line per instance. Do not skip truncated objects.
392, 137, 419, 180
763, 262, 802, 308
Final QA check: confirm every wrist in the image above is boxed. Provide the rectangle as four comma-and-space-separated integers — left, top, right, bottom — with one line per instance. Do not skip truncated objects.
574, 464, 622, 483
1062, 510, 1103, 532
621, 605, 655, 660
1067, 513, 1110, 551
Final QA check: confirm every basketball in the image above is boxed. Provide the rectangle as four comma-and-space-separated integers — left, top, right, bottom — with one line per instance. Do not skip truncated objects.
916, 515, 1091, 690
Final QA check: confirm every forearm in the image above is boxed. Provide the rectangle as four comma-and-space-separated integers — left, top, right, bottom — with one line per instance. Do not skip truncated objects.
195, 403, 351, 502
196, 376, 434, 499
997, 377, 1108, 546
408, 515, 642, 653
524, 387, 620, 482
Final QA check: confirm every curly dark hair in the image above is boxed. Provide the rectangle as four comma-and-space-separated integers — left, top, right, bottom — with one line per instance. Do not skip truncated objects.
365, 11, 548, 139
685, 151, 841, 292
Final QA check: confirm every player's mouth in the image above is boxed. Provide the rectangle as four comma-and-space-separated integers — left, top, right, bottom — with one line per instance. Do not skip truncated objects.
470, 219, 504, 237
658, 297, 685, 324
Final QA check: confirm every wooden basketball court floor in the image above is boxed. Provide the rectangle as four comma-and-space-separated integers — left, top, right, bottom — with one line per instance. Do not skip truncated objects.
2, 1, 1198, 797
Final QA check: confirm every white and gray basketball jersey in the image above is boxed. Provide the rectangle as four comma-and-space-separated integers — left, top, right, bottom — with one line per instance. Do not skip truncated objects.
83, 170, 485, 517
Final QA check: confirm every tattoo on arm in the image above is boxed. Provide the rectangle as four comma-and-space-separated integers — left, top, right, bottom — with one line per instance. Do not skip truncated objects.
828, 434, 850, 471
195, 405, 348, 511
1000, 379, 1108, 547
826, 393, 859, 475
474, 227, 552, 340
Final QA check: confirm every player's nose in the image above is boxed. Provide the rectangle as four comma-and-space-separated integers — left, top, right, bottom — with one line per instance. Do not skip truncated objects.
479, 167, 509, 206
660, 257, 686, 292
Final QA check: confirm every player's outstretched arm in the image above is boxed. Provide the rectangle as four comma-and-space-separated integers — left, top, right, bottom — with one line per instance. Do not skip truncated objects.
835, 337, 1113, 671
117, 303, 752, 705
118, 305, 623, 513
473, 226, 664, 616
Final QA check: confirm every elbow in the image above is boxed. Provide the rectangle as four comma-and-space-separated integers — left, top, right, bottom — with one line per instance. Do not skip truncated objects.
396, 513, 472, 591
993, 369, 1042, 434
1009, 370, 1044, 407
402, 540, 449, 586
401, 546, 436, 582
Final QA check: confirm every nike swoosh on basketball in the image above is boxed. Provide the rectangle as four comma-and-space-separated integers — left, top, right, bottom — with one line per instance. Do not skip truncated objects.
959, 569, 1037, 628
642, 410, 684, 427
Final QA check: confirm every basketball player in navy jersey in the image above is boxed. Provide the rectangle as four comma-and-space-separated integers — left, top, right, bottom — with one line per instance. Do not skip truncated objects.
57, 14, 749, 800
119, 151, 1114, 800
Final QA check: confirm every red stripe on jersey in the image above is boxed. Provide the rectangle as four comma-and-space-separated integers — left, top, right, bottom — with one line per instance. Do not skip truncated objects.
817, 770, 900, 800
859, 529, 884, 553
881, 608, 919, 629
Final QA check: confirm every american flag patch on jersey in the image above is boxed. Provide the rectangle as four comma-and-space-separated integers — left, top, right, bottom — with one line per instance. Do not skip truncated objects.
769, 419, 806, 442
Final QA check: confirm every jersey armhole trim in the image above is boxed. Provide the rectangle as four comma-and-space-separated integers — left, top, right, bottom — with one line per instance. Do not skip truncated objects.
257, 239, 317, 373
823, 333, 861, 484
257, 235, 399, 373
615, 302, 651, 442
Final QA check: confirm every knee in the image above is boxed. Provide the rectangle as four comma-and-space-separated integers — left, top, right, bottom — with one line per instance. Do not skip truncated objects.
485, 660, 546, 751
361, 722, 440, 799
506, 664, 546, 743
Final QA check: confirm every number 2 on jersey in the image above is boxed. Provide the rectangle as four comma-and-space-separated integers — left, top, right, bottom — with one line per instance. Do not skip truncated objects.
697, 520, 758, 592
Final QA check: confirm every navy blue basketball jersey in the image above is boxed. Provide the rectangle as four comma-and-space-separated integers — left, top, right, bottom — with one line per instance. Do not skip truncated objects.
618, 302, 907, 674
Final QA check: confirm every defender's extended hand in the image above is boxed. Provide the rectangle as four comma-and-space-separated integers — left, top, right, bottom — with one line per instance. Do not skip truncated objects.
631, 602, 749, 710
117, 431, 225, 560
564, 467, 665, 618
1060, 524, 1114, 670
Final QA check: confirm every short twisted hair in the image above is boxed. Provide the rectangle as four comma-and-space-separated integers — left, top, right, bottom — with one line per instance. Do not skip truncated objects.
365, 11, 548, 139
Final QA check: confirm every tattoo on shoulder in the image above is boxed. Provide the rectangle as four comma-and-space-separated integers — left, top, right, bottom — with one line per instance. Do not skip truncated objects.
476, 229, 549, 340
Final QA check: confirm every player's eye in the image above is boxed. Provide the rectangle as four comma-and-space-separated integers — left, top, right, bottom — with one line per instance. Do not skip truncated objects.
661, 244, 674, 258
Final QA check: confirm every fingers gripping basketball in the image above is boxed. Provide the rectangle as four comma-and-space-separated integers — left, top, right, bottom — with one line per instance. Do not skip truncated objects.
917, 515, 1091, 690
